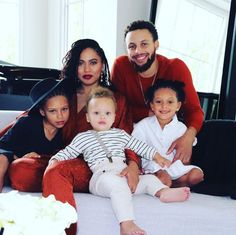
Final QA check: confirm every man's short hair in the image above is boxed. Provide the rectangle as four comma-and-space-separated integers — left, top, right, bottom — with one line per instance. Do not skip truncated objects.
124, 20, 158, 42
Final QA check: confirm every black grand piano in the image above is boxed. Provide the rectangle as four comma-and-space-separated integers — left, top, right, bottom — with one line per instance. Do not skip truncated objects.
0, 61, 60, 110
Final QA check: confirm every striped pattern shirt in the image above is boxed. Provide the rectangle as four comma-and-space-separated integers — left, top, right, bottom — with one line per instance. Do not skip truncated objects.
51, 128, 157, 169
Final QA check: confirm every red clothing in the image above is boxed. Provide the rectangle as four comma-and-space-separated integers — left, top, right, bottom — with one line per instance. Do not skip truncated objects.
1, 91, 138, 215
42, 91, 139, 235
42, 91, 138, 203
9, 157, 49, 192
111, 54, 204, 132
1, 92, 137, 191
2, 93, 138, 235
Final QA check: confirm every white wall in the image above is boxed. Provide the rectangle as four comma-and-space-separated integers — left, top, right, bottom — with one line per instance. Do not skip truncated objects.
47, 0, 63, 69
19, 0, 151, 69
20, 0, 48, 68
82, 0, 117, 69
116, 0, 152, 56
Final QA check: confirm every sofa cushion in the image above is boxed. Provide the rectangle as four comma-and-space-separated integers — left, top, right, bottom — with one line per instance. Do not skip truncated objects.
191, 119, 236, 198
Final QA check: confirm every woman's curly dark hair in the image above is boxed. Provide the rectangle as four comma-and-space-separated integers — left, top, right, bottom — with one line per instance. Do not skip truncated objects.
61, 39, 116, 145
61, 38, 114, 91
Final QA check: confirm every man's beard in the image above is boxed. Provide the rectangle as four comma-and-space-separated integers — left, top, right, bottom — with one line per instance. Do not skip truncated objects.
131, 52, 156, 73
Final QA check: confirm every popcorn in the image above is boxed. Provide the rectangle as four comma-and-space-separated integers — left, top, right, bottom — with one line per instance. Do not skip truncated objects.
0, 191, 77, 235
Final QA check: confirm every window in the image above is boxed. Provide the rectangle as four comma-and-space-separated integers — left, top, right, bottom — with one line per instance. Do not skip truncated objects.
0, 0, 19, 64
62, 0, 117, 67
155, 0, 230, 93
63, 0, 85, 52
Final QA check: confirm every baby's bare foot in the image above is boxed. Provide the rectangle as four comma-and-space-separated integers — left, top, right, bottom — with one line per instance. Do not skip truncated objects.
158, 187, 190, 202
120, 220, 147, 235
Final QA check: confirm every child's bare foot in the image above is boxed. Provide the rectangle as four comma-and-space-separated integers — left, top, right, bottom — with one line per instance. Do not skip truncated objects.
157, 187, 190, 202
120, 220, 147, 235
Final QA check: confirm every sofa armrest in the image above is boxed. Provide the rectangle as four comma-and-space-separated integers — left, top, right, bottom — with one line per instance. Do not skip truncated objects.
0, 110, 24, 130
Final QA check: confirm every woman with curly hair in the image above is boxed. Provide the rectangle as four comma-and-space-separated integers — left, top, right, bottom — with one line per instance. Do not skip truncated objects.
42, 39, 140, 235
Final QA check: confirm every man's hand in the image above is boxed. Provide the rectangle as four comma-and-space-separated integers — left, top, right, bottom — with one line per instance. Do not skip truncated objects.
120, 161, 140, 193
167, 127, 197, 164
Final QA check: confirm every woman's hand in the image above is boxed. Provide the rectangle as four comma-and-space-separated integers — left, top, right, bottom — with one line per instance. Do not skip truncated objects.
167, 127, 197, 164
22, 152, 41, 159
120, 161, 140, 193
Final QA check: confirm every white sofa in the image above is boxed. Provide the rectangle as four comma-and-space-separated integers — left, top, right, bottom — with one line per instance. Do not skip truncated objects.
1, 110, 236, 235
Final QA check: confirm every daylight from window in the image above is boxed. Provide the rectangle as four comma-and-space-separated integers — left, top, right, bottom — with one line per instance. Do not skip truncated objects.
155, 0, 230, 93
0, 0, 19, 64
64, 0, 116, 68
66, 0, 85, 50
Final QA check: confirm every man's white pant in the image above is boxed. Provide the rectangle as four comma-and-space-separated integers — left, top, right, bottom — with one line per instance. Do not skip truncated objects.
89, 159, 167, 223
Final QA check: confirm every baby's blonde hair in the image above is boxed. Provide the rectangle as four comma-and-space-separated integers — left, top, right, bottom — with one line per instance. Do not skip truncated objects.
86, 87, 117, 111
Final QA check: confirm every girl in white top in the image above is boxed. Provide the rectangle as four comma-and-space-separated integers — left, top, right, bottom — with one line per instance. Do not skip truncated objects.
49, 87, 190, 235
132, 79, 204, 188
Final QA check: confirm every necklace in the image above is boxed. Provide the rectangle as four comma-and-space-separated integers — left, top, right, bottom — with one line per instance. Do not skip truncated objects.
138, 72, 158, 106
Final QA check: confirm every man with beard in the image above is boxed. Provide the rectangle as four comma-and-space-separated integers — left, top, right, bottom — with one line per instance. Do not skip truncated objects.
111, 20, 204, 166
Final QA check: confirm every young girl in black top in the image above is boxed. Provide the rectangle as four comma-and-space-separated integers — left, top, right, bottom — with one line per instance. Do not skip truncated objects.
0, 78, 71, 192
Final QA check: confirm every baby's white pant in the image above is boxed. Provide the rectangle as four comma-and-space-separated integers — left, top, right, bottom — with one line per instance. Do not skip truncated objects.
89, 159, 167, 223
